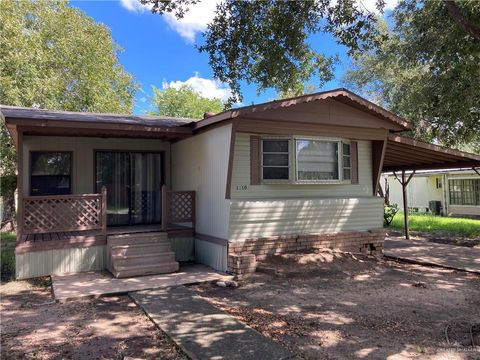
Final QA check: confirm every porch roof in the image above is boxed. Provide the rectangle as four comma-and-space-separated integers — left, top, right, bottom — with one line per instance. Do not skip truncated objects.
383, 134, 480, 172
1, 105, 195, 143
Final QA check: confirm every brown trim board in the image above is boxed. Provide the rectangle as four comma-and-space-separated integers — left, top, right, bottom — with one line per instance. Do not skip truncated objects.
195, 232, 229, 246
225, 120, 238, 199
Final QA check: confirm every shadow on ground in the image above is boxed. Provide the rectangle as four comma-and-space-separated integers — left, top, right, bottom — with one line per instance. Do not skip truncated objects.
192, 251, 480, 359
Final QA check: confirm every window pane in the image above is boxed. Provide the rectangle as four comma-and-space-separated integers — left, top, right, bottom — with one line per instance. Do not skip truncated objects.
31, 176, 70, 195
31, 152, 70, 175
296, 140, 339, 180
263, 154, 289, 166
343, 143, 351, 156
343, 168, 351, 180
262, 139, 289, 153
263, 167, 289, 180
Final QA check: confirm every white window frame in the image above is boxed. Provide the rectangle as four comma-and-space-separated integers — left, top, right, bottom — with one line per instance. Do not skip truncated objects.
259, 135, 353, 185
342, 141, 352, 182
260, 136, 293, 183
294, 137, 344, 184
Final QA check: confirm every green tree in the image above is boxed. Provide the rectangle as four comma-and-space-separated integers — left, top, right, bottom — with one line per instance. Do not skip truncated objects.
0, 0, 138, 229
144, 0, 384, 105
344, 1, 480, 149
144, 0, 479, 149
150, 84, 224, 119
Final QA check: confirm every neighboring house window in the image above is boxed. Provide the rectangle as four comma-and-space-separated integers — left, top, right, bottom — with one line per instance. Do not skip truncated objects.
260, 137, 352, 183
30, 151, 71, 195
261, 139, 290, 180
449, 179, 480, 205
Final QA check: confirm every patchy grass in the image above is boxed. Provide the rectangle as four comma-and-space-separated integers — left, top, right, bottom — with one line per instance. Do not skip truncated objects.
389, 212, 480, 238
1, 232, 16, 281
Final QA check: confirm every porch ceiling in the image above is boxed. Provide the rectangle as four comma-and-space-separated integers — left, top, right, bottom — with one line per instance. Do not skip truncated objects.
383, 134, 480, 172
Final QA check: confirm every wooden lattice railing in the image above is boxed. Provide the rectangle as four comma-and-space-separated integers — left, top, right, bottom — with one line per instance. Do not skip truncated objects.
162, 185, 196, 230
22, 187, 107, 236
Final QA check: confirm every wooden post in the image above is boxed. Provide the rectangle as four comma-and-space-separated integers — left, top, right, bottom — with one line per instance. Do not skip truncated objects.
393, 170, 416, 240
191, 191, 196, 231
161, 184, 167, 231
16, 130, 24, 245
101, 186, 107, 236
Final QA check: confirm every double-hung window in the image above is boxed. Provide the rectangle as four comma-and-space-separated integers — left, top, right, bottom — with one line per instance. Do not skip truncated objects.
260, 136, 352, 183
261, 139, 290, 180
30, 151, 72, 195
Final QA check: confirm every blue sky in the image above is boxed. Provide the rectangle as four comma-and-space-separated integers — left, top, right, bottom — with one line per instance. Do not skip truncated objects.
70, 0, 394, 114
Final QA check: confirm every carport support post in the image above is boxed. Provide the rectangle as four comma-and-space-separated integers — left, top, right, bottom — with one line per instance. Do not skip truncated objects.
393, 170, 416, 240
402, 171, 409, 239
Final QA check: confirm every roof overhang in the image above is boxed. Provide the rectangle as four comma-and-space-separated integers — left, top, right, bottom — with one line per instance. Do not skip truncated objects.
383, 134, 480, 172
1, 106, 194, 145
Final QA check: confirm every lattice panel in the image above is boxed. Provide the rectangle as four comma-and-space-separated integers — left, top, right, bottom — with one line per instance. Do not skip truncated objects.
23, 195, 103, 234
167, 191, 195, 223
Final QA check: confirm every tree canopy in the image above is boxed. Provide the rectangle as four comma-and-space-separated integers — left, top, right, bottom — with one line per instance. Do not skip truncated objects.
145, 0, 480, 149
149, 84, 224, 119
0, 0, 138, 175
0, 0, 137, 227
344, 1, 480, 149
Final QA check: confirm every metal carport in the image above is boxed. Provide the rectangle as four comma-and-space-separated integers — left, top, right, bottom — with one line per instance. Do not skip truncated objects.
382, 134, 480, 239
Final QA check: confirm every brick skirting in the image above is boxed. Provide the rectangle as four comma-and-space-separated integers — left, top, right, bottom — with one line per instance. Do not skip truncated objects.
227, 228, 386, 275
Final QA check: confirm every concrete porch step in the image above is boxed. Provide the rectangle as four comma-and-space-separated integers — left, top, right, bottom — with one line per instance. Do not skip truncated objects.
112, 262, 180, 278
112, 251, 176, 267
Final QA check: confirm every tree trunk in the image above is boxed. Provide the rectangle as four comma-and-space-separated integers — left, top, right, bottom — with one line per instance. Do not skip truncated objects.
1, 189, 16, 232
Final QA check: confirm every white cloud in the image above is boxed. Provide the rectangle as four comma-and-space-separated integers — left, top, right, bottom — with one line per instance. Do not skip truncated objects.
120, 0, 218, 42
357, 0, 399, 13
165, 73, 231, 100
120, 0, 151, 13
162, 0, 218, 43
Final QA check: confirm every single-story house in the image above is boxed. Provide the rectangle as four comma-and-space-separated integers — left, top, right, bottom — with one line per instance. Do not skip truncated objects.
3, 88, 480, 279
384, 169, 480, 218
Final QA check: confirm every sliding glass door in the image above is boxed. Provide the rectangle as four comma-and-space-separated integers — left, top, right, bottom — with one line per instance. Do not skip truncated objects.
96, 151, 163, 226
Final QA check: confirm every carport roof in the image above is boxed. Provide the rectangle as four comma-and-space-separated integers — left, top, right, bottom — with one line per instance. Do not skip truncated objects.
383, 134, 480, 172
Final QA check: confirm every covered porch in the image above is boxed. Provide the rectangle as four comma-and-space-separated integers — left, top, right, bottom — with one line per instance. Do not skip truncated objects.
2, 106, 199, 279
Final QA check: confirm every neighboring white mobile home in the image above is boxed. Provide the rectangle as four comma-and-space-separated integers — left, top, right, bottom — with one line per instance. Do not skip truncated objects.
385, 169, 480, 218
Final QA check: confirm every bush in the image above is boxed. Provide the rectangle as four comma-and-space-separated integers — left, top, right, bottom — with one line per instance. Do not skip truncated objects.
384, 204, 399, 226
1, 232, 16, 281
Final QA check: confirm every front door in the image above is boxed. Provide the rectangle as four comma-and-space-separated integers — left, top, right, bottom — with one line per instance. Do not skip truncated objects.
95, 151, 163, 226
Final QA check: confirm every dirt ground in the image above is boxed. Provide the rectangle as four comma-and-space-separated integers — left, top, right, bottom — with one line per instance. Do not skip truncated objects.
192, 251, 480, 360
0, 278, 187, 360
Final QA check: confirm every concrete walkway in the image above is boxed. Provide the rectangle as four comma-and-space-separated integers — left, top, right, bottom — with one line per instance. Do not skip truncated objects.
384, 238, 480, 273
52, 264, 233, 301
130, 286, 294, 360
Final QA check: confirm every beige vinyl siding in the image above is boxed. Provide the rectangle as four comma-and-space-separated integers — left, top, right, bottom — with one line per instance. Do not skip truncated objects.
230, 132, 373, 199
172, 124, 232, 239
229, 197, 383, 241
228, 132, 382, 241
16, 246, 106, 279
22, 136, 171, 196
